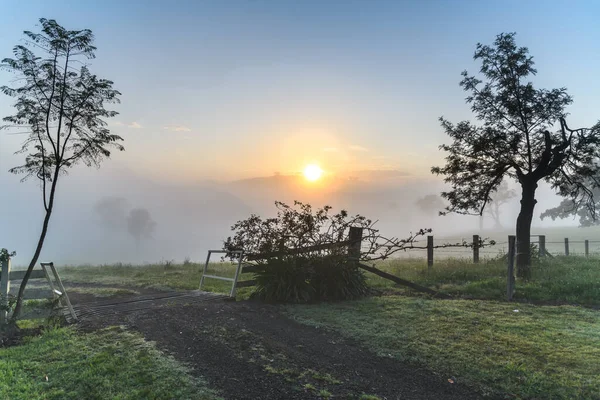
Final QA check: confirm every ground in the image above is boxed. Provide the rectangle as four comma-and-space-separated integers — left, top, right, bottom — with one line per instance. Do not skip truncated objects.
70, 285, 484, 400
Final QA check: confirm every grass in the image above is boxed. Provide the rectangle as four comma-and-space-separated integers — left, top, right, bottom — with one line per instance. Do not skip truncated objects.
371, 255, 600, 305
288, 297, 600, 399
54, 254, 600, 306
0, 325, 219, 400
58, 261, 253, 299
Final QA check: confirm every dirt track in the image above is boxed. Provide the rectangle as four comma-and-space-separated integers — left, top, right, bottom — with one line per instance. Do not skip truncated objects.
73, 288, 488, 400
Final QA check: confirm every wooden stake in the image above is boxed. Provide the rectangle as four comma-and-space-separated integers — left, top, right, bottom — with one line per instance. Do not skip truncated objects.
507, 235, 516, 301
473, 234, 480, 263
564, 238, 569, 256
538, 235, 546, 258
427, 236, 434, 269
0, 258, 10, 324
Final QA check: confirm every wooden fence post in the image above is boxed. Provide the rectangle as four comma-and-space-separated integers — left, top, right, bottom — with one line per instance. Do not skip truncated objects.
564, 238, 569, 256
473, 234, 480, 263
348, 227, 363, 262
427, 236, 434, 269
507, 235, 516, 301
585, 240, 589, 257
538, 235, 546, 258
1, 257, 10, 324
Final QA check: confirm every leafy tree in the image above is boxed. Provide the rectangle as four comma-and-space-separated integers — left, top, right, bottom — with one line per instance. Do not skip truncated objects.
484, 181, 517, 229
540, 185, 600, 227
431, 33, 600, 278
127, 208, 156, 249
94, 196, 130, 231
415, 194, 446, 215
0, 19, 123, 324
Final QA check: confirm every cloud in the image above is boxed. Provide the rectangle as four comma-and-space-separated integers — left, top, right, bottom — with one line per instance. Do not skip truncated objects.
349, 145, 368, 152
321, 147, 339, 153
114, 121, 143, 129
163, 125, 192, 132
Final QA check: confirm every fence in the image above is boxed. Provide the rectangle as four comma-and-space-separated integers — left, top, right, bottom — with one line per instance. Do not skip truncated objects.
373, 234, 600, 267
0, 259, 77, 323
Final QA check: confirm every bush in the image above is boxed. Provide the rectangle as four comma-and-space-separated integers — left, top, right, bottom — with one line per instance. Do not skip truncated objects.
223, 201, 436, 303
252, 255, 369, 303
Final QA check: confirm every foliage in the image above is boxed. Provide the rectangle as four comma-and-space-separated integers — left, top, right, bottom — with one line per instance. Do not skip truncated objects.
127, 208, 156, 246
484, 180, 516, 228
0, 248, 16, 263
224, 201, 496, 302
0, 326, 218, 399
289, 297, 600, 399
0, 18, 123, 323
415, 194, 446, 215
94, 196, 130, 230
252, 256, 369, 303
431, 32, 600, 273
541, 186, 600, 227
1, 18, 123, 187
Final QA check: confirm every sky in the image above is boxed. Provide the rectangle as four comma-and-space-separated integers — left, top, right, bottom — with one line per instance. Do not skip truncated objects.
1, 0, 599, 181
0, 0, 599, 264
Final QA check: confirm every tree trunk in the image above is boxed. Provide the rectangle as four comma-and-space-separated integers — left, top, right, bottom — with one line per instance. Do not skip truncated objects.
10, 176, 59, 325
515, 180, 537, 279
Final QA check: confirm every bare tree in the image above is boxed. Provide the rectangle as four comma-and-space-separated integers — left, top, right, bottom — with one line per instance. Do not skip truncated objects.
1, 19, 123, 325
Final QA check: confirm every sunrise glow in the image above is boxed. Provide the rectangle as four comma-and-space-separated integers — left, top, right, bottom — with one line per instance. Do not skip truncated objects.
303, 164, 323, 182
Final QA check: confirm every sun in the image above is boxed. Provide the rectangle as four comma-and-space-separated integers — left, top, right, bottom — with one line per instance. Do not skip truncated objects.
303, 164, 323, 182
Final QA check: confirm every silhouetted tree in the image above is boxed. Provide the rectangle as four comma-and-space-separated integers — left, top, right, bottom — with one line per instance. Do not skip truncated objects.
127, 208, 156, 249
484, 181, 517, 229
0, 19, 123, 324
432, 33, 600, 278
415, 194, 446, 215
541, 184, 600, 227
94, 197, 129, 230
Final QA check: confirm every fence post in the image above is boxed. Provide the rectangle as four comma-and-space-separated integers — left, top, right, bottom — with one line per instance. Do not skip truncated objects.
348, 227, 363, 262
538, 235, 546, 258
585, 240, 589, 257
564, 238, 569, 256
473, 234, 480, 263
427, 236, 434, 269
507, 235, 516, 301
0, 257, 11, 324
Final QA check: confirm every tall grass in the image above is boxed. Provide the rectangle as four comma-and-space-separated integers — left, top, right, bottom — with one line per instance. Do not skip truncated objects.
372, 256, 600, 305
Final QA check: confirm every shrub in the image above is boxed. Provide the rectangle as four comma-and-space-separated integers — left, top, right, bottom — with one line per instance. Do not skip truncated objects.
252, 255, 369, 303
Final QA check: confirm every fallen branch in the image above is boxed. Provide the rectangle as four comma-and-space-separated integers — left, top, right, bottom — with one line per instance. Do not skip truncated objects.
357, 263, 451, 299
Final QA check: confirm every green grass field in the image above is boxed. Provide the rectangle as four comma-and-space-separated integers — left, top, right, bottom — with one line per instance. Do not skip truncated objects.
25, 256, 600, 399
57, 255, 600, 306
371, 256, 600, 305
0, 326, 219, 400
288, 297, 600, 399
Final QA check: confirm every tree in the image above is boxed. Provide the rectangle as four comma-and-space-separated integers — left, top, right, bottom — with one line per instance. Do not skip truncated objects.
127, 208, 156, 249
540, 185, 600, 227
94, 197, 129, 231
415, 194, 446, 215
484, 181, 517, 229
1, 19, 123, 325
431, 33, 600, 278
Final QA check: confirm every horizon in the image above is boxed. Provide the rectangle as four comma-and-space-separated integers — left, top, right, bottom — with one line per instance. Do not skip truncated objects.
1, 1, 599, 264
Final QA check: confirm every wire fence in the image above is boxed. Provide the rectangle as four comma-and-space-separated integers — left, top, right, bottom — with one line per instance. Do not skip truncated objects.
370, 234, 600, 263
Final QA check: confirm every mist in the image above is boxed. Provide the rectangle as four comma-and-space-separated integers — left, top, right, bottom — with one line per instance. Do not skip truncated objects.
0, 158, 578, 267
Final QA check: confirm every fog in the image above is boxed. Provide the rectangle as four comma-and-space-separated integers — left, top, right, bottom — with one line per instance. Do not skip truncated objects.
0, 160, 577, 267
